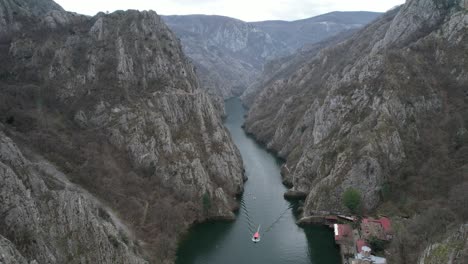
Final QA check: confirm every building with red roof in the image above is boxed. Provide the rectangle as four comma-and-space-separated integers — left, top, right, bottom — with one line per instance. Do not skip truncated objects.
379, 217, 392, 234
361, 217, 392, 240
334, 224, 353, 243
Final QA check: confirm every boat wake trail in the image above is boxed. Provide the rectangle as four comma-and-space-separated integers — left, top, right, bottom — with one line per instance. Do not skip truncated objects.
264, 204, 294, 234
241, 193, 294, 239
240, 198, 256, 234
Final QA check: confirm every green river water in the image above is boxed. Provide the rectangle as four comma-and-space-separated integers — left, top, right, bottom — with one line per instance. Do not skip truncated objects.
176, 98, 341, 264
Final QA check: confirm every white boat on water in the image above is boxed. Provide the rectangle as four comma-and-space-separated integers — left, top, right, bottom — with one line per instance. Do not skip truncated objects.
252, 225, 261, 243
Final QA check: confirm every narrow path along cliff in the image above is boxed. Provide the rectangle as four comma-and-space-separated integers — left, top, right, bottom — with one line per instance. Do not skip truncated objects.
176, 98, 341, 264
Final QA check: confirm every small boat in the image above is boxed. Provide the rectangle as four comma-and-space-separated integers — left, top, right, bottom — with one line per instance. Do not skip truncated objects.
252, 225, 261, 243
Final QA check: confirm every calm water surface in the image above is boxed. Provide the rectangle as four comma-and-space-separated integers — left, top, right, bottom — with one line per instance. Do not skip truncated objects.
176, 98, 340, 264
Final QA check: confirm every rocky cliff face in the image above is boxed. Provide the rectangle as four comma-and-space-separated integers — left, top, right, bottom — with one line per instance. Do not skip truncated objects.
241, 28, 359, 107
245, 0, 467, 262
0, 130, 147, 264
0, 0, 244, 263
163, 15, 287, 100
418, 224, 467, 264
0, 0, 63, 34
163, 13, 381, 100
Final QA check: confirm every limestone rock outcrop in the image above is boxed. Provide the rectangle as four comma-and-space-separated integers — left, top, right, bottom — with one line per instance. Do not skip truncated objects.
244, 0, 468, 261
0, 131, 148, 264
0, 0, 244, 263
163, 15, 287, 100
418, 224, 468, 264
245, 0, 467, 215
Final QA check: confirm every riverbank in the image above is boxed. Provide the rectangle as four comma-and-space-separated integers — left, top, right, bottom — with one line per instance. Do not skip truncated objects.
296, 212, 392, 264
176, 98, 341, 264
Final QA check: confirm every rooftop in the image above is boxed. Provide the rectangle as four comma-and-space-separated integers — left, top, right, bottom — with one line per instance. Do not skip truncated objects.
361, 217, 392, 240
334, 224, 353, 241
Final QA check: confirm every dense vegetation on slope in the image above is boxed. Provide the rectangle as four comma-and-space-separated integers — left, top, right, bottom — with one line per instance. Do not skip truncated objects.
245, 0, 468, 262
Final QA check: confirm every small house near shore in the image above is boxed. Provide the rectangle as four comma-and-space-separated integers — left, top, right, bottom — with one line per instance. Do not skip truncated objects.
334, 224, 353, 243
351, 245, 387, 264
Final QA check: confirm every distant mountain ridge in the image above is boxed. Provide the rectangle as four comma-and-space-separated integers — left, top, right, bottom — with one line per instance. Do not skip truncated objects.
251, 11, 382, 50
163, 14, 287, 99
163, 11, 382, 99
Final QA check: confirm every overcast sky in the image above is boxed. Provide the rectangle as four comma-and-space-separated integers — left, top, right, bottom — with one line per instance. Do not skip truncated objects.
54, 0, 405, 22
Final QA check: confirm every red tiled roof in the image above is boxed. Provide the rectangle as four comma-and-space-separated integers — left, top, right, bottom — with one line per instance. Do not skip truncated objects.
334, 224, 352, 241
362, 217, 379, 224
379, 217, 392, 233
361, 217, 393, 240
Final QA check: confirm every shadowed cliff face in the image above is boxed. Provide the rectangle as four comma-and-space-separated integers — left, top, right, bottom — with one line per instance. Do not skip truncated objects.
240, 29, 360, 107
163, 15, 287, 100
245, 0, 468, 262
163, 12, 381, 100
0, 0, 244, 263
